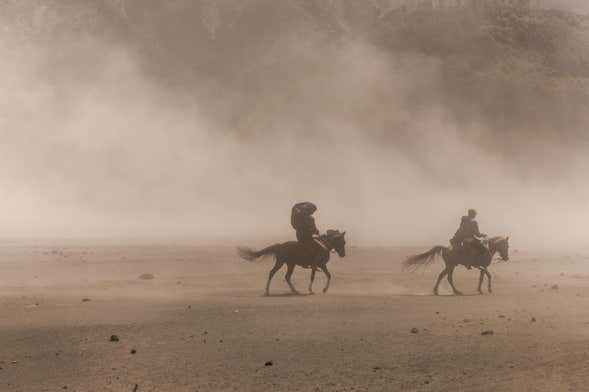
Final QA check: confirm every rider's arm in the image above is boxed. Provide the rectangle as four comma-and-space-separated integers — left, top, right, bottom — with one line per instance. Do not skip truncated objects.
307, 216, 319, 235
473, 221, 483, 237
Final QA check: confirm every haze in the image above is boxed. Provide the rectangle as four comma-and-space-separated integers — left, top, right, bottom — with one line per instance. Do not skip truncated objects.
1, 0, 588, 249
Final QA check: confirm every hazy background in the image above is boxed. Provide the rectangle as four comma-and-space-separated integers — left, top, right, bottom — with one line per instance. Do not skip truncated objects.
0, 0, 588, 249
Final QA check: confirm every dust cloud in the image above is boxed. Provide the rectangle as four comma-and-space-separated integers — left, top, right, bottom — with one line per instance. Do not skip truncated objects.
0, 1, 588, 250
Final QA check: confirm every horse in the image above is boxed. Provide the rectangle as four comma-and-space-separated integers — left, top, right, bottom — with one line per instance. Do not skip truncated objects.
237, 230, 346, 296
403, 236, 510, 296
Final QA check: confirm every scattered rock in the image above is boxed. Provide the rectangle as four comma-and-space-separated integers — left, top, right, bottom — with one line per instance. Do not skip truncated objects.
410, 328, 419, 334
109, 335, 119, 342
264, 361, 273, 367
81, 298, 91, 302
498, 315, 506, 318
138, 273, 155, 280
531, 317, 536, 322
130, 349, 137, 354
481, 330, 494, 336
372, 366, 381, 371
551, 284, 559, 290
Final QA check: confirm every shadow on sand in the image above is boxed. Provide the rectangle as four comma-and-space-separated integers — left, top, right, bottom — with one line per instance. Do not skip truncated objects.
262, 292, 313, 298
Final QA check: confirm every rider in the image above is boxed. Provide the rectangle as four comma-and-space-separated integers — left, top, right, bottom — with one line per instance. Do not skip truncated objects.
291, 202, 323, 269
451, 209, 487, 269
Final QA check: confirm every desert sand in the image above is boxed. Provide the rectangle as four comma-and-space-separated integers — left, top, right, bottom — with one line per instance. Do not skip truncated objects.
1, 241, 589, 391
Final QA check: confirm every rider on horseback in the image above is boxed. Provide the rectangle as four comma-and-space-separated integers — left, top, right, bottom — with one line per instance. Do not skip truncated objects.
451, 209, 487, 269
291, 202, 323, 269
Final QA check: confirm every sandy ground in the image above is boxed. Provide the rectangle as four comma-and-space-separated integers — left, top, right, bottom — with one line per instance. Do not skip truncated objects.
1, 241, 589, 391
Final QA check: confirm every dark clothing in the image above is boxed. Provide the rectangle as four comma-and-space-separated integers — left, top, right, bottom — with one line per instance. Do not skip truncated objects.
452, 216, 482, 246
295, 215, 319, 243
451, 216, 486, 268
292, 202, 319, 243
291, 202, 321, 268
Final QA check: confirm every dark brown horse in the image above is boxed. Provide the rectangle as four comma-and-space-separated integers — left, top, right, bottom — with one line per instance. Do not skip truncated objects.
404, 236, 509, 295
237, 230, 346, 296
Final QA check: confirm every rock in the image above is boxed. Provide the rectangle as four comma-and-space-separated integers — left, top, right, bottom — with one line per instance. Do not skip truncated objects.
82, 298, 91, 302
138, 273, 155, 280
109, 335, 119, 342
411, 327, 419, 334
264, 361, 273, 367
498, 315, 506, 318
531, 317, 536, 322
551, 284, 559, 290
481, 330, 494, 336
373, 366, 381, 371
130, 349, 137, 354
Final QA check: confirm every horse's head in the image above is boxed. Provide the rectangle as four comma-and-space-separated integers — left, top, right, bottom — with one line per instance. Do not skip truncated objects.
491, 236, 510, 261
325, 230, 346, 258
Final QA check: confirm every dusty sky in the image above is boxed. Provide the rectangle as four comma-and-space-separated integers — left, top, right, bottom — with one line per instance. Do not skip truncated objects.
0, 1, 588, 250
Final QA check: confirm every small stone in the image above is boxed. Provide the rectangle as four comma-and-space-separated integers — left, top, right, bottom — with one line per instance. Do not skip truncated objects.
264, 361, 273, 367
130, 349, 137, 354
481, 330, 494, 336
139, 273, 155, 280
531, 317, 536, 322
551, 284, 559, 290
109, 335, 119, 342
82, 298, 91, 302
411, 328, 419, 334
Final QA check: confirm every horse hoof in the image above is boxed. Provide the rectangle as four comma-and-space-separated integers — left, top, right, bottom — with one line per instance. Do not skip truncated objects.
322, 289, 329, 294
263, 292, 270, 297
454, 291, 464, 296
433, 290, 439, 296
488, 289, 493, 294
308, 291, 315, 295
478, 291, 484, 295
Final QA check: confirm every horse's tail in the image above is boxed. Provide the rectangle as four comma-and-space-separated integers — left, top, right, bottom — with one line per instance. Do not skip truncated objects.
237, 244, 281, 262
403, 246, 447, 272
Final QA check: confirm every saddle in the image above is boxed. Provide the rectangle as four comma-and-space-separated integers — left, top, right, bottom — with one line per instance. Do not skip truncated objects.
299, 237, 328, 269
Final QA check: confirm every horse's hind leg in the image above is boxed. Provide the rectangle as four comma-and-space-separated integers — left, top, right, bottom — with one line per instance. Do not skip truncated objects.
477, 268, 485, 295
308, 267, 317, 294
433, 267, 448, 296
265, 259, 284, 296
285, 263, 299, 294
447, 266, 463, 296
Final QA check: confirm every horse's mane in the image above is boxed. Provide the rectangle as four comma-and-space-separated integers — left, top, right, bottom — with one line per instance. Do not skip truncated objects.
488, 236, 506, 244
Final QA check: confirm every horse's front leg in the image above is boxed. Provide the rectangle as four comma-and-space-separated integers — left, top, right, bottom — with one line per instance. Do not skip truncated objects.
320, 266, 332, 294
484, 268, 493, 293
477, 268, 485, 295
308, 267, 317, 294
